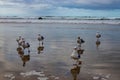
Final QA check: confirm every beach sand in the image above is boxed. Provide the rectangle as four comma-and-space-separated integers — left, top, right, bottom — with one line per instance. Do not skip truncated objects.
0, 23, 120, 80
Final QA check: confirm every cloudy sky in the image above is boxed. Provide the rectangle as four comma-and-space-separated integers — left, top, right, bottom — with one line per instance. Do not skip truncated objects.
0, 0, 120, 17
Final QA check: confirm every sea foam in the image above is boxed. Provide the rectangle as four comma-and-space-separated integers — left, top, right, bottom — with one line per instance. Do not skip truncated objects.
0, 19, 120, 25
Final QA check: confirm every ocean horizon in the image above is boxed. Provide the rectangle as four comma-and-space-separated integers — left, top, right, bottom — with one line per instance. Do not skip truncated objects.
0, 16, 120, 25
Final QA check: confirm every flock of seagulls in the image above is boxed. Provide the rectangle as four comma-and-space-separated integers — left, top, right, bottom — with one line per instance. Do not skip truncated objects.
15, 32, 101, 80
16, 36, 31, 67
16, 32, 101, 67
16, 34, 44, 67
71, 32, 101, 60
16, 36, 30, 50
70, 36, 85, 80
70, 32, 101, 80
71, 36, 85, 61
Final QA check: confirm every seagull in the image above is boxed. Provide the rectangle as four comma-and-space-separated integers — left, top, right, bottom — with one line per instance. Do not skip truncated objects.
37, 34, 44, 45
38, 34, 42, 41
77, 36, 81, 44
71, 47, 79, 60
16, 36, 22, 43
96, 32, 101, 38
22, 41, 30, 49
96, 40, 101, 48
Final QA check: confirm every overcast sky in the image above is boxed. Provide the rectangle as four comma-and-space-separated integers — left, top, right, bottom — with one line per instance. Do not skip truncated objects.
0, 0, 120, 17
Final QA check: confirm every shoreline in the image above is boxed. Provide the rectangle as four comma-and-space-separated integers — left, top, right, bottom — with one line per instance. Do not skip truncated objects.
0, 19, 120, 25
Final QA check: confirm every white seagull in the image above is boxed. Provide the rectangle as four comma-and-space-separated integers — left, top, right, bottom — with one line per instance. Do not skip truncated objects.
96, 32, 101, 38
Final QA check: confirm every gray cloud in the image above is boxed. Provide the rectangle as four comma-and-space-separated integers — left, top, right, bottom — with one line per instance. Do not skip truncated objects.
0, 0, 120, 9
0, 0, 120, 16
74, 0, 113, 4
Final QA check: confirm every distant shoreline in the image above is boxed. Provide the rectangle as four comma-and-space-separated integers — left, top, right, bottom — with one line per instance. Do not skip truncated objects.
0, 19, 120, 25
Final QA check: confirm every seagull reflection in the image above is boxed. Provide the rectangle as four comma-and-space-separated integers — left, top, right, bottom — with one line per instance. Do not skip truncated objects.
37, 45, 44, 54
70, 37, 84, 80
16, 47, 30, 67
71, 61, 82, 80
77, 44, 84, 58
16, 46, 24, 57
37, 42, 44, 54
16, 36, 30, 67
21, 49, 30, 67
96, 39, 101, 48
95, 32, 101, 49
37, 34, 44, 54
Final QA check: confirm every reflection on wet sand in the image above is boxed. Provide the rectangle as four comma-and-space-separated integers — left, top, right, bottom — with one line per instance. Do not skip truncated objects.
17, 46, 30, 67
96, 32, 101, 48
16, 36, 30, 67
70, 36, 85, 80
21, 50, 30, 67
71, 61, 82, 80
16, 34, 45, 67
71, 49, 82, 80
37, 34, 44, 54
37, 45, 44, 54
1, 23, 120, 80
96, 39, 101, 48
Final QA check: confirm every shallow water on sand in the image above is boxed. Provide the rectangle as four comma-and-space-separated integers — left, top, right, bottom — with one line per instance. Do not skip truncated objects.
0, 23, 120, 80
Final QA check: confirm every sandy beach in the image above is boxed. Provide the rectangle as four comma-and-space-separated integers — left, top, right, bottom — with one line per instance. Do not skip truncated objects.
0, 23, 120, 80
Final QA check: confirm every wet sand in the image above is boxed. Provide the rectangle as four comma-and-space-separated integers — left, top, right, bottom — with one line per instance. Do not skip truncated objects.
0, 23, 120, 80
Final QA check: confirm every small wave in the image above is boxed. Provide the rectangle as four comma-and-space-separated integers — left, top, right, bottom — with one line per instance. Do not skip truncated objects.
0, 19, 120, 25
